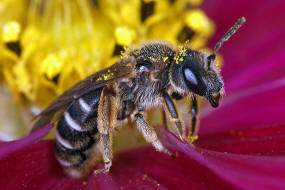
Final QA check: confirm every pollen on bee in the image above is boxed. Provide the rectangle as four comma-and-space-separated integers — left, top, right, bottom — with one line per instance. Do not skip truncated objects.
96, 70, 115, 81
215, 54, 224, 69
187, 135, 199, 144
174, 46, 187, 64
120, 47, 131, 59
149, 56, 156, 62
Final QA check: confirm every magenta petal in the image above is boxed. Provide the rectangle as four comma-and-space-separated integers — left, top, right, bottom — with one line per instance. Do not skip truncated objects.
111, 161, 168, 190
0, 136, 234, 190
159, 127, 285, 190
197, 149, 285, 190
197, 125, 285, 156
226, 47, 285, 94
202, 0, 285, 94
0, 140, 118, 190
0, 123, 53, 159
114, 147, 234, 190
200, 78, 285, 135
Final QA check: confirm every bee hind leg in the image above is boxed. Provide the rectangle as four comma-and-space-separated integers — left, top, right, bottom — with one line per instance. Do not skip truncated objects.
94, 88, 117, 174
94, 134, 113, 174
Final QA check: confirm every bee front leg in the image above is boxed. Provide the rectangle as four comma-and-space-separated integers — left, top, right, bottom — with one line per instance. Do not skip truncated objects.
187, 95, 199, 143
95, 88, 117, 174
162, 92, 185, 141
134, 112, 173, 157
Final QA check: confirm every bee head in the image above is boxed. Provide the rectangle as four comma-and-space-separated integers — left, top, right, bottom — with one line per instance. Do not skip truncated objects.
171, 49, 223, 107
171, 17, 246, 107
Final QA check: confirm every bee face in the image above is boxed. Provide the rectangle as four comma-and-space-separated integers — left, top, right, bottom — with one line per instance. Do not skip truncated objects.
171, 49, 223, 107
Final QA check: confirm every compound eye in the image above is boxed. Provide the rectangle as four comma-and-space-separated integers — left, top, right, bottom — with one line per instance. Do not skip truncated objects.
139, 65, 149, 72
184, 68, 198, 85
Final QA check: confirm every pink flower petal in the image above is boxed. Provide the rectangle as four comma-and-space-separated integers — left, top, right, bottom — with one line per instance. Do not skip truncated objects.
0, 123, 53, 159
111, 160, 169, 190
200, 78, 285, 135
114, 147, 234, 190
159, 127, 285, 190
226, 47, 285, 94
197, 125, 285, 156
0, 136, 234, 190
0, 140, 118, 190
196, 149, 285, 190
202, 0, 285, 94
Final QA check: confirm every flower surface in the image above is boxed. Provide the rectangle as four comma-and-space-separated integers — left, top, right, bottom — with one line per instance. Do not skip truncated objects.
0, 0, 285, 190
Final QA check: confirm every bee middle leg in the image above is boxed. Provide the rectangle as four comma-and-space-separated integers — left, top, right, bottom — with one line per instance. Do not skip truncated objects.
134, 111, 173, 156
187, 95, 199, 143
95, 88, 117, 174
162, 92, 185, 140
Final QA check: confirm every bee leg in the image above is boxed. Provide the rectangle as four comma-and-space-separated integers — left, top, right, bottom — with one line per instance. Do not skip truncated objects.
94, 133, 113, 174
134, 112, 173, 157
162, 92, 185, 140
187, 95, 199, 143
127, 116, 133, 128
161, 110, 168, 128
95, 89, 117, 174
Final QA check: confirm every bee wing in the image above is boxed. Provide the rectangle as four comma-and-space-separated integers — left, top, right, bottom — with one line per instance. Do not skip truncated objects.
32, 57, 136, 132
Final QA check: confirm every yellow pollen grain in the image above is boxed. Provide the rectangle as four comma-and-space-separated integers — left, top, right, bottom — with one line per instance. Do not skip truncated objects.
187, 135, 199, 144
96, 70, 114, 81
82, 181, 87, 185
174, 47, 187, 64
237, 131, 243, 136
149, 56, 156, 62
215, 54, 224, 69
142, 174, 148, 180
120, 47, 130, 59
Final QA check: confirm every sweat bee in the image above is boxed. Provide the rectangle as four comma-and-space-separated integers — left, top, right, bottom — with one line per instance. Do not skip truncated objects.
32, 17, 245, 178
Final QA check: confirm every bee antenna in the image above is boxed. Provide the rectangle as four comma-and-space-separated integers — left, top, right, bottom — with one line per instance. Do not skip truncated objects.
207, 17, 246, 67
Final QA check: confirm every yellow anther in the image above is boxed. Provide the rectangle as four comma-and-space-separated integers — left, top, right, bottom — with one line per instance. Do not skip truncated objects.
2, 21, 21, 42
41, 54, 63, 80
115, 26, 136, 46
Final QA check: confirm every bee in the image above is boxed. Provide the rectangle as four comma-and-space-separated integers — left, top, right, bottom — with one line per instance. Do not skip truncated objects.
32, 17, 245, 178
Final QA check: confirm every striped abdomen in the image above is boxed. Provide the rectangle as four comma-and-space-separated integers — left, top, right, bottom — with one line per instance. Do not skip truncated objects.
55, 88, 103, 171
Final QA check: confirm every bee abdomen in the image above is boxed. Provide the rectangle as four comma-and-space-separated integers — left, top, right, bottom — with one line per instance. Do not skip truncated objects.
55, 88, 103, 170
56, 118, 97, 150
55, 142, 87, 167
